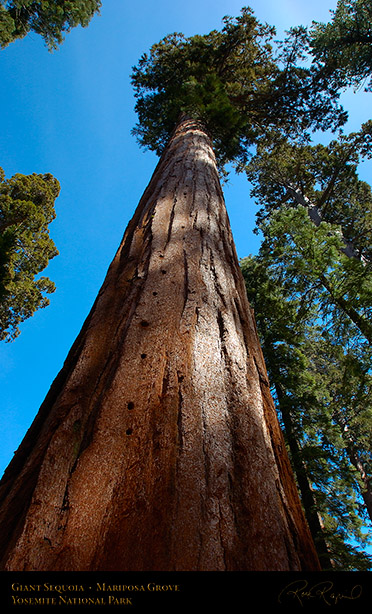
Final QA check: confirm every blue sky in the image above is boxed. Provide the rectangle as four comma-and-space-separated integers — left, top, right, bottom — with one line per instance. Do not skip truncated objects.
0, 0, 370, 496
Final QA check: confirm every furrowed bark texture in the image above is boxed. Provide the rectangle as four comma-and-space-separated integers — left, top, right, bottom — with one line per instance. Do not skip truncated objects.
0, 117, 320, 571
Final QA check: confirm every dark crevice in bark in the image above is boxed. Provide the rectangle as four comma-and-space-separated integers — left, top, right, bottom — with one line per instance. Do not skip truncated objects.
176, 372, 184, 451
210, 249, 228, 309
192, 208, 199, 231
161, 357, 170, 399
252, 354, 270, 387
182, 249, 189, 315
165, 196, 177, 250
216, 308, 226, 344
61, 485, 70, 513
233, 296, 252, 355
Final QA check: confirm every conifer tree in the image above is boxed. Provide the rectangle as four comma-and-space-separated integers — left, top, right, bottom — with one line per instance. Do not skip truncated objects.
245, 125, 372, 343
0, 168, 60, 341
241, 254, 372, 570
310, 0, 372, 92
0, 8, 334, 571
0, 0, 101, 50
240, 122, 372, 568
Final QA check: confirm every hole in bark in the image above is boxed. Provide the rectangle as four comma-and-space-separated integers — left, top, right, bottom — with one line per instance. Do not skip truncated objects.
127, 402, 134, 410
140, 320, 150, 327
141, 353, 147, 359
153, 291, 158, 296
126, 428, 133, 436
161, 270, 167, 275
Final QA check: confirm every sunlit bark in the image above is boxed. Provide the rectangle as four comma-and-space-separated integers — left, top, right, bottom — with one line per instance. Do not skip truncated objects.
0, 117, 320, 571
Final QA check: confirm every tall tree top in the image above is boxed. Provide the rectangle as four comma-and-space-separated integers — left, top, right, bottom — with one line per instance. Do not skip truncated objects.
131, 7, 346, 170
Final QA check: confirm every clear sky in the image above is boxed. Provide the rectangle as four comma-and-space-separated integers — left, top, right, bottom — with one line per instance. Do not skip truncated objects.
0, 0, 370, 485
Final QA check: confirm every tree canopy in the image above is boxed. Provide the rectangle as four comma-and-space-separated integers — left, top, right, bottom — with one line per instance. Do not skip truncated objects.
131, 7, 346, 170
0, 0, 101, 50
244, 123, 372, 345
310, 0, 372, 91
0, 168, 60, 341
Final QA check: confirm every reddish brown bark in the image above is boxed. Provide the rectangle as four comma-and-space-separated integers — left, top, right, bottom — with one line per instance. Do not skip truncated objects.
0, 117, 320, 571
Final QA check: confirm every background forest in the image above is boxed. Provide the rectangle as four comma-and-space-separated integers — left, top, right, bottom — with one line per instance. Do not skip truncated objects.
0, 0, 371, 570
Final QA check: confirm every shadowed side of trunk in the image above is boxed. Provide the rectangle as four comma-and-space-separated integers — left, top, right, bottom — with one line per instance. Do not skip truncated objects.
0, 117, 320, 571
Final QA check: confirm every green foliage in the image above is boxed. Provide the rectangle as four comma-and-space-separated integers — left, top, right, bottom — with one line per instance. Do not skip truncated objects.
240, 89, 372, 567
241, 254, 372, 570
131, 7, 346, 170
0, 167, 60, 341
0, 0, 101, 50
246, 121, 372, 255
310, 0, 372, 91
244, 123, 372, 343
259, 206, 372, 344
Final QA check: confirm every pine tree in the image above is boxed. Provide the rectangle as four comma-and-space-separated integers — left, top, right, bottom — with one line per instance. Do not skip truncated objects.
310, 0, 372, 92
241, 254, 372, 570
239, 106, 372, 569
245, 126, 372, 343
246, 138, 372, 529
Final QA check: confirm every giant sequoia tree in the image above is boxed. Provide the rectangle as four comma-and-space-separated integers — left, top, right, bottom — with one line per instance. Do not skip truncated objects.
0, 9, 335, 572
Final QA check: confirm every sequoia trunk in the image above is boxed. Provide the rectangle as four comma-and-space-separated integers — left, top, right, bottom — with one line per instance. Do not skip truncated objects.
0, 117, 320, 571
